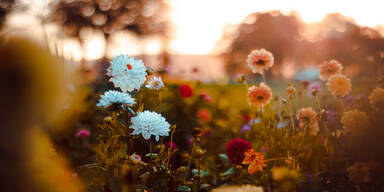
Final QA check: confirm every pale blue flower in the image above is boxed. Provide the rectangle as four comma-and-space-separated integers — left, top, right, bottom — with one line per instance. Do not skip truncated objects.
107, 54, 147, 92
130, 111, 170, 141
145, 76, 164, 90
97, 90, 135, 107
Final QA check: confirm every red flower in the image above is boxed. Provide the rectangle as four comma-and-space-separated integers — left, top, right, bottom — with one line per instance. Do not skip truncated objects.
180, 84, 193, 98
197, 109, 211, 123
226, 138, 252, 165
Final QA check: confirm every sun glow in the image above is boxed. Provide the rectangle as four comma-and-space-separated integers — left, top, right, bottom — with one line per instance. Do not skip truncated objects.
9, 0, 384, 60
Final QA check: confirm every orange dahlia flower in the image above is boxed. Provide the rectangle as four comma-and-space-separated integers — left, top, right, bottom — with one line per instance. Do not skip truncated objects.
247, 83, 272, 108
327, 74, 352, 97
319, 59, 343, 81
247, 49, 274, 74
242, 149, 267, 174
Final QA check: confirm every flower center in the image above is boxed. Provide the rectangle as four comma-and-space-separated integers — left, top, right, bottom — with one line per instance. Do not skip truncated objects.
126, 64, 132, 70
153, 81, 159, 86
256, 60, 265, 66
257, 95, 264, 100
327, 68, 334, 73
303, 116, 310, 122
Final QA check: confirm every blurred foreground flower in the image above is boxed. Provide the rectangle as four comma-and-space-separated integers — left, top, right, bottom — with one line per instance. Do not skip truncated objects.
179, 84, 193, 98
96, 90, 135, 107
341, 109, 370, 136
130, 111, 170, 141
247, 83, 272, 108
297, 107, 319, 135
247, 49, 274, 74
212, 185, 263, 192
107, 54, 147, 92
145, 76, 164, 90
272, 166, 300, 181
327, 74, 351, 97
369, 87, 384, 109
347, 162, 372, 184
226, 138, 252, 165
319, 60, 343, 81
242, 149, 266, 174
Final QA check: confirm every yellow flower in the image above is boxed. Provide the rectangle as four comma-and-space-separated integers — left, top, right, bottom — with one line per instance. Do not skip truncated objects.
242, 149, 267, 174
247, 83, 272, 108
297, 107, 319, 135
247, 49, 274, 74
341, 109, 370, 136
319, 59, 343, 81
369, 88, 384, 109
326, 74, 351, 97
212, 185, 263, 192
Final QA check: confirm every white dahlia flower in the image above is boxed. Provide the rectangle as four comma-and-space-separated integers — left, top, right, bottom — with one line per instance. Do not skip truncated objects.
130, 111, 170, 141
107, 54, 147, 92
96, 90, 135, 107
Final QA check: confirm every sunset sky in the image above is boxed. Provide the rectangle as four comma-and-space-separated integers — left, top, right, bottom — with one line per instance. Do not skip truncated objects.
7, 0, 384, 61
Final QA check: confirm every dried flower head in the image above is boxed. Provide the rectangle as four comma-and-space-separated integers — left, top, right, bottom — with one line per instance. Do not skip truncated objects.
327, 74, 352, 97
369, 88, 384, 109
247, 49, 274, 74
341, 109, 371, 136
286, 85, 296, 97
319, 59, 343, 81
297, 107, 319, 135
242, 149, 267, 174
247, 83, 272, 108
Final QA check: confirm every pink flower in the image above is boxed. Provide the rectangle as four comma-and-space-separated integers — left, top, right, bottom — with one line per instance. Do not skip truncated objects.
76, 129, 90, 138
179, 84, 193, 98
307, 81, 322, 98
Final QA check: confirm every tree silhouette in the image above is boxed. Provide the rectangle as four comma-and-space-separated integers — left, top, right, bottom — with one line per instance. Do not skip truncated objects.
217, 11, 384, 79
48, 0, 169, 57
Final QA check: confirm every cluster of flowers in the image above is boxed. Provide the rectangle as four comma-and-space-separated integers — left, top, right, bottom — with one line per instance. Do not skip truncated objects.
97, 54, 170, 142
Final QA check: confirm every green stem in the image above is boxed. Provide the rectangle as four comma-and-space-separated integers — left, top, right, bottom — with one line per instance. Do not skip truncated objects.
158, 90, 162, 113
315, 95, 322, 111
149, 141, 153, 160
166, 128, 175, 168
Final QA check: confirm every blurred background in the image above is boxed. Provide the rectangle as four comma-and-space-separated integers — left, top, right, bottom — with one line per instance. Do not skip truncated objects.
2, 0, 384, 82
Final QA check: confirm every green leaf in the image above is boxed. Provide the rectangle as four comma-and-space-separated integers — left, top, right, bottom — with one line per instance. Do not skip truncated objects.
178, 185, 191, 191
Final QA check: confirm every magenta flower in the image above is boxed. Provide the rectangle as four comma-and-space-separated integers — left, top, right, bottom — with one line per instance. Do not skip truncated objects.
76, 129, 90, 138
